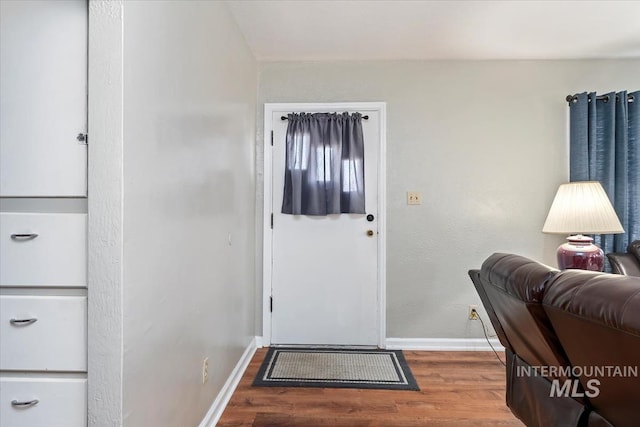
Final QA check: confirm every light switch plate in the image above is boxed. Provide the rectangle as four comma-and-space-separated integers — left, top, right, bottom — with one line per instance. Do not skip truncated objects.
407, 191, 421, 205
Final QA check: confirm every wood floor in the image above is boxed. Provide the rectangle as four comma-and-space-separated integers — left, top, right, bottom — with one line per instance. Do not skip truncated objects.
218, 348, 523, 426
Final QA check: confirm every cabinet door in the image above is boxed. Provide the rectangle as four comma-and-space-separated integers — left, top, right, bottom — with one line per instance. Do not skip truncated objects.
0, 213, 87, 287
0, 296, 87, 371
0, 0, 87, 197
0, 377, 87, 427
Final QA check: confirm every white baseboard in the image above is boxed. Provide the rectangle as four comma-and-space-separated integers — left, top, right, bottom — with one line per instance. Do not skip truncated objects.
199, 336, 260, 427
254, 335, 264, 348
386, 337, 505, 352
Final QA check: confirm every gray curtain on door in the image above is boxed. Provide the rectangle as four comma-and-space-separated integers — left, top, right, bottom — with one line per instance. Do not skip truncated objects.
282, 112, 365, 215
569, 91, 640, 253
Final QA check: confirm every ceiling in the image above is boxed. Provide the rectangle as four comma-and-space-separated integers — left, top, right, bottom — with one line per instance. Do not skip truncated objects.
226, 0, 640, 61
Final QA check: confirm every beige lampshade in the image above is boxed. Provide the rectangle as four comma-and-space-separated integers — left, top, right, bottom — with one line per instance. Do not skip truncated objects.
542, 181, 624, 235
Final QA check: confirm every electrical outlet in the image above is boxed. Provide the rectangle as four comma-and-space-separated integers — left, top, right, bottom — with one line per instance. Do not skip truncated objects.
407, 191, 422, 205
469, 305, 479, 320
202, 357, 209, 384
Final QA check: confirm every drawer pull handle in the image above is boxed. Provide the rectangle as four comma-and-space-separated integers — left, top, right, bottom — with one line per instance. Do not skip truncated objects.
10, 233, 39, 240
11, 399, 39, 408
9, 318, 38, 326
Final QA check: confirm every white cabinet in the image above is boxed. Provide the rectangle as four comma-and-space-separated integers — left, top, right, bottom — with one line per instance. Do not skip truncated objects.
0, 296, 87, 371
0, 378, 87, 427
0, 213, 87, 287
0, 0, 87, 197
0, 2, 89, 425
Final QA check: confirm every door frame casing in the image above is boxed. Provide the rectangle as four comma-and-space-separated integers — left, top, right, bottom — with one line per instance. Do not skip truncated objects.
262, 102, 387, 348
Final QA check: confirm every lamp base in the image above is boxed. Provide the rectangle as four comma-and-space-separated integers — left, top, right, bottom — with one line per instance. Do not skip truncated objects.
556, 235, 604, 271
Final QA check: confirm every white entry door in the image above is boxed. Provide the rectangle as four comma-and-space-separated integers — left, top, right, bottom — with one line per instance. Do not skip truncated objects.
266, 103, 385, 347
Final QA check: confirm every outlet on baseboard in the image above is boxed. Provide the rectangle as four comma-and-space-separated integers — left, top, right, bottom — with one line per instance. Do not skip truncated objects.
468, 305, 479, 320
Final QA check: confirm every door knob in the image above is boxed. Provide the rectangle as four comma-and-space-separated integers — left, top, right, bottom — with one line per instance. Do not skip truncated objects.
366, 230, 375, 237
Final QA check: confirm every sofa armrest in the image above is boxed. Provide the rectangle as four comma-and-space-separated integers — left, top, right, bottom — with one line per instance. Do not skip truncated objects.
606, 253, 640, 276
477, 253, 570, 370
468, 269, 513, 352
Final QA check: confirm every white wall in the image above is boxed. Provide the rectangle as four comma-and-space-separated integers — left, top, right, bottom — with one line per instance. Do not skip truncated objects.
257, 59, 640, 339
89, 1, 257, 426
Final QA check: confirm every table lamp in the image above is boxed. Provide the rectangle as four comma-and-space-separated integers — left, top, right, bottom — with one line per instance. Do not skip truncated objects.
542, 181, 624, 271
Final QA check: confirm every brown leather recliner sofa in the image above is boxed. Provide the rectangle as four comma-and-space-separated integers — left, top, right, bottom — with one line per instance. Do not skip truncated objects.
606, 240, 640, 276
469, 253, 640, 427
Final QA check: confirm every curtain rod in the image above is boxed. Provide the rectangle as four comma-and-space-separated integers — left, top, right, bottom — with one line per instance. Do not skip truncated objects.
281, 114, 369, 120
566, 93, 635, 104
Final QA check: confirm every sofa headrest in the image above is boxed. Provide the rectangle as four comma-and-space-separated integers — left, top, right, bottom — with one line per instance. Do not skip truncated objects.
480, 253, 558, 303
544, 270, 640, 336
628, 240, 640, 261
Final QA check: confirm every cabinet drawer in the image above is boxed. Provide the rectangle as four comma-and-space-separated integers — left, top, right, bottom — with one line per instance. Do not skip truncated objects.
0, 377, 86, 427
0, 296, 86, 371
0, 213, 86, 287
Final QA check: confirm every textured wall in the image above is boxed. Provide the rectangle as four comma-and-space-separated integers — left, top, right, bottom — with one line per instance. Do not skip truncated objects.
257, 59, 640, 339
88, 1, 124, 425
120, 1, 256, 426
